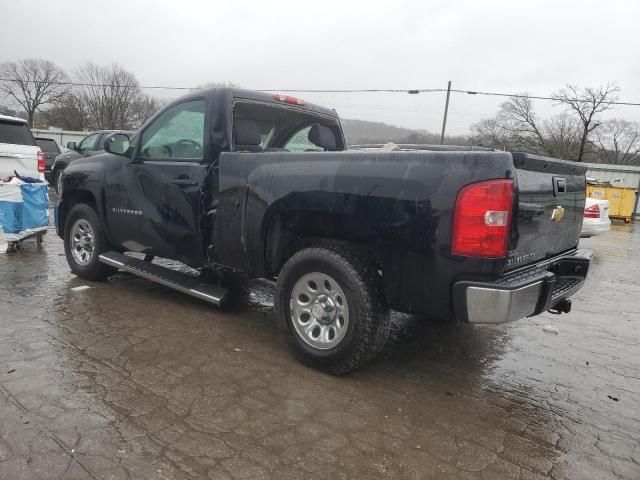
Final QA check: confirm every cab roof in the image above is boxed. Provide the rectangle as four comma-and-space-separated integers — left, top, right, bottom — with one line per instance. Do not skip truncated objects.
193, 87, 340, 119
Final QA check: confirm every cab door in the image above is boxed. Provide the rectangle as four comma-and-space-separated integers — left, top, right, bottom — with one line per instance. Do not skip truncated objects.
104, 98, 210, 266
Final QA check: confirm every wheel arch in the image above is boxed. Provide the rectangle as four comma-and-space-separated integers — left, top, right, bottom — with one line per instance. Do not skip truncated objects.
51, 161, 68, 181
261, 206, 381, 278
57, 189, 99, 238
52, 160, 68, 172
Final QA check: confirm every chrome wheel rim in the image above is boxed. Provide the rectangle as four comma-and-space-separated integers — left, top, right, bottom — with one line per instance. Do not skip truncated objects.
70, 219, 95, 266
56, 171, 63, 194
290, 272, 350, 350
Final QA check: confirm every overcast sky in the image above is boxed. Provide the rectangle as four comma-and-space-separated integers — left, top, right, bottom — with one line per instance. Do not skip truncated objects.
2, 0, 639, 134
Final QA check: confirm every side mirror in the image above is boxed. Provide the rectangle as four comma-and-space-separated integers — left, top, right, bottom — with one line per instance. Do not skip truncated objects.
103, 133, 131, 157
66, 141, 77, 150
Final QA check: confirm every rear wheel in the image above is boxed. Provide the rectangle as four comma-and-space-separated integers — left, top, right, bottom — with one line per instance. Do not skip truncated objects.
275, 245, 390, 375
64, 204, 116, 281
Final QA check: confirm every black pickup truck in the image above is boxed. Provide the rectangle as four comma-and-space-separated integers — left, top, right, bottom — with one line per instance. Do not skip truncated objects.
55, 88, 591, 374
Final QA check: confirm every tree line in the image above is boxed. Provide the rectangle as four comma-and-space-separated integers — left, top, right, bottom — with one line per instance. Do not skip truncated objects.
1, 58, 637, 165
0, 58, 164, 131
470, 84, 640, 165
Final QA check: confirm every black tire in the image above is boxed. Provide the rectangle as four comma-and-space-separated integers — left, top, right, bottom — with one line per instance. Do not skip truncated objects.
64, 203, 116, 281
275, 245, 390, 375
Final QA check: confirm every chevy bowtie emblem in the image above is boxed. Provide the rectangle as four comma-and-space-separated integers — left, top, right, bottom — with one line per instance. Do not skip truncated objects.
551, 206, 565, 222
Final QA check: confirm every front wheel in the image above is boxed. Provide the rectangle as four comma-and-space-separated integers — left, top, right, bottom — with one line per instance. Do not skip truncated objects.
275, 246, 390, 375
63, 204, 116, 281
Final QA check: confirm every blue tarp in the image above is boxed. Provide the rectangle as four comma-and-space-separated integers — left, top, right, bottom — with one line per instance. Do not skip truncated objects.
0, 201, 22, 234
0, 183, 48, 234
21, 184, 49, 229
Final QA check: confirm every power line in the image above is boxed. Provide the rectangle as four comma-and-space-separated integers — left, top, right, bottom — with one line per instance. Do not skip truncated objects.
0, 78, 441, 93
255, 88, 445, 94
1, 77, 640, 106
264, 88, 640, 107
449, 89, 640, 107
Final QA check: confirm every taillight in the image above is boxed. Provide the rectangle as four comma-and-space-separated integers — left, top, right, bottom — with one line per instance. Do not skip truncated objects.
272, 93, 305, 106
37, 149, 46, 173
452, 179, 514, 258
584, 204, 600, 218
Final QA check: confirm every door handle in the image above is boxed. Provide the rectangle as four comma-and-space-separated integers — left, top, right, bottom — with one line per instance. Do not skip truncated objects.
553, 177, 566, 196
172, 178, 198, 187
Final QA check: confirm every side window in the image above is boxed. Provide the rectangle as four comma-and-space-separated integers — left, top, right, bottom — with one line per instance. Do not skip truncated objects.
284, 126, 323, 152
78, 133, 100, 152
138, 100, 205, 161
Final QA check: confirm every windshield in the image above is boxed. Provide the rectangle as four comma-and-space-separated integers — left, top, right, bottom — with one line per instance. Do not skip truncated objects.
138, 100, 205, 161
0, 120, 36, 146
36, 138, 60, 153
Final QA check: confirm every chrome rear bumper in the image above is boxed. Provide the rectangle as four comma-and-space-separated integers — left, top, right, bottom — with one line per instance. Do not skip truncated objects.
452, 249, 592, 324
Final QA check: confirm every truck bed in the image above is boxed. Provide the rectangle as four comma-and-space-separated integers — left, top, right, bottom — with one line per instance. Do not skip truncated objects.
216, 148, 586, 319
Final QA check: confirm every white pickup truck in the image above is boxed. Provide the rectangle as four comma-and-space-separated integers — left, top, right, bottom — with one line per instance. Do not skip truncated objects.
0, 114, 45, 180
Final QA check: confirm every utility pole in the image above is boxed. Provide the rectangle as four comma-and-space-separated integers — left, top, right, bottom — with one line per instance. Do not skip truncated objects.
440, 80, 452, 145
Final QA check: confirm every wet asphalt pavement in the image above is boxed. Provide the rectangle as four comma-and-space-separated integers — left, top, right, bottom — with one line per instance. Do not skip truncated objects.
1, 218, 639, 479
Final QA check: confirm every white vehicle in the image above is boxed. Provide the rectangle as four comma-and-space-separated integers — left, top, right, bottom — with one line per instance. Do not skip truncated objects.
581, 197, 611, 237
0, 114, 45, 180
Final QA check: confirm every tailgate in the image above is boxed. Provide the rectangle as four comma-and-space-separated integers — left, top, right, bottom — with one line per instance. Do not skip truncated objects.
0, 144, 39, 178
508, 153, 587, 270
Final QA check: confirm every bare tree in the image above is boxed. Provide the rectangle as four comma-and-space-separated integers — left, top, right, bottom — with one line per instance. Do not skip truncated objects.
472, 95, 548, 154
541, 114, 582, 160
593, 119, 640, 165
0, 58, 68, 126
472, 88, 625, 162
75, 62, 141, 130
131, 94, 163, 128
190, 81, 238, 93
552, 83, 619, 162
472, 117, 519, 151
498, 95, 547, 153
41, 92, 89, 130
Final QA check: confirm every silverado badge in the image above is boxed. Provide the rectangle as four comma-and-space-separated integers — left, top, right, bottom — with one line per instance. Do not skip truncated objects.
551, 206, 565, 222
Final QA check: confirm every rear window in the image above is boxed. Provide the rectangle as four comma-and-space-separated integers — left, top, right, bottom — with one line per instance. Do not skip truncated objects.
232, 102, 342, 151
0, 120, 36, 146
36, 138, 60, 153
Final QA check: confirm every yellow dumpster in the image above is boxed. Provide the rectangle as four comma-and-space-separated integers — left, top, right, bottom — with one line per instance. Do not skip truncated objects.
587, 185, 637, 223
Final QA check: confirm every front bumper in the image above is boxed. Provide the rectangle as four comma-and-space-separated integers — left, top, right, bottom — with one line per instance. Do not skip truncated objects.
452, 249, 592, 324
